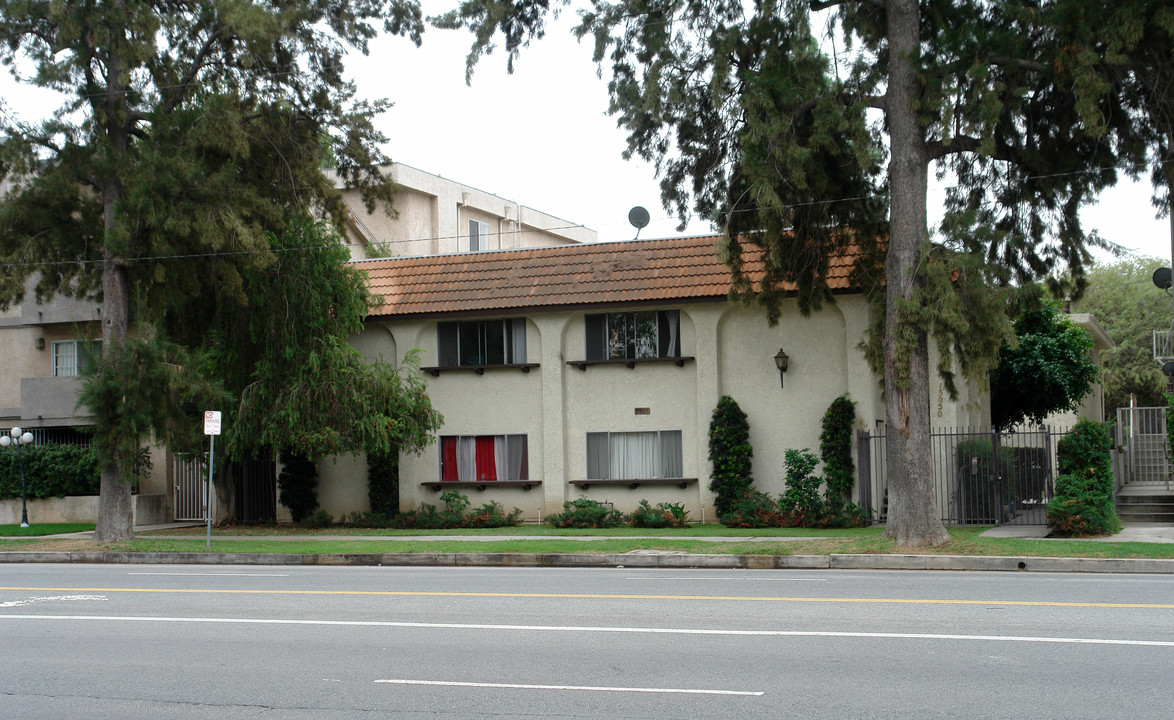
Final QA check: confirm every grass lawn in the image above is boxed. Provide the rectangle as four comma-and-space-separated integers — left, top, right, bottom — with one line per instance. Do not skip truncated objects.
0, 523, 94, 537
2, 524, 1173, 559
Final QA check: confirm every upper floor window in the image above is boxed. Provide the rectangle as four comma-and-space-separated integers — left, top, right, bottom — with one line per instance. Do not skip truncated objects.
52, 340, 101, 377
437, 319, 526, 367
469, 219, 489, 252
587, 430, 683, 480
585, 310, 679, 361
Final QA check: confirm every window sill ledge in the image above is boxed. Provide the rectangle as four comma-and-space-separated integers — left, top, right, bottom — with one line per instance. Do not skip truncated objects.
570, 478, 697, 490
566, 357, 693, 371
421, 363, 539, 377
422, 481, 540, 492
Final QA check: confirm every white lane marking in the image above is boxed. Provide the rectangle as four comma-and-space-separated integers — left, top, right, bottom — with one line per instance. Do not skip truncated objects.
624, 577, 827, 582
126, 573, 289, 577
0, 595, 107, 608
375, 679, 763, 696
1, 614, 1172, 648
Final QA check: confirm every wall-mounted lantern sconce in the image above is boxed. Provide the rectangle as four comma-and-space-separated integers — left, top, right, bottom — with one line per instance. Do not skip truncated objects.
34, 337, 45, 350
774, 348, 789, 387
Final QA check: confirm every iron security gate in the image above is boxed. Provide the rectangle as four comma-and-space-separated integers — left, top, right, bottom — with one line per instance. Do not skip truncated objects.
231, 455, 276, 523
858, 426, 1066, 526
1117, 406, 1171, 488
173, 453, 208, 521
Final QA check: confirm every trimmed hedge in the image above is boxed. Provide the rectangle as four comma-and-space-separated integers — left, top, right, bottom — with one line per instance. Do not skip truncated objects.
1047, 419, 1120, 537
0, 444, 101, 500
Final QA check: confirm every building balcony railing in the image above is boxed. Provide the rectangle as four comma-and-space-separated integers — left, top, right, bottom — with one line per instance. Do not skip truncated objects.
1154, 330, 1174, 362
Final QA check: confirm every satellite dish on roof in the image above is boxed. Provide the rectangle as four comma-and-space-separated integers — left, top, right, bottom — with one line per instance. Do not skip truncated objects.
628, 206, 650, 240
1153, 267, 1172, 290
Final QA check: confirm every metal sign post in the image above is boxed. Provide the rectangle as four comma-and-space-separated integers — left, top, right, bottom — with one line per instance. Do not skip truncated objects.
203, 411, 222, 551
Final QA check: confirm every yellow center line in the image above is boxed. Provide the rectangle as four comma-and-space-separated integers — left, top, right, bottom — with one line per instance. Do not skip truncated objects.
2, 586, 1173, 609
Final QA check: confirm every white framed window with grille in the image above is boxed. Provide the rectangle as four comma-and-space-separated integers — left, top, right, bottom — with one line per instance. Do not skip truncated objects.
469, 219, 490, 252
586, 430, 683, 480
52, 340, 101, 377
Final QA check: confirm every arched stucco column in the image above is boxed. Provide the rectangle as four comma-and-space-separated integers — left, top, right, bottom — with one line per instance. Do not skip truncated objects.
689, 307, 723, 522
536, 315, 568, 519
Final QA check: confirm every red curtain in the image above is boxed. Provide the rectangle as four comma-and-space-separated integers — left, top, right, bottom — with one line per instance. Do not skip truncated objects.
475, 436, 498, 481
441, 437, 458, 481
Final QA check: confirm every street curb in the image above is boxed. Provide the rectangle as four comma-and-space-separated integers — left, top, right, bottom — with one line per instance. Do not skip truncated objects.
2, 551, 1174, 573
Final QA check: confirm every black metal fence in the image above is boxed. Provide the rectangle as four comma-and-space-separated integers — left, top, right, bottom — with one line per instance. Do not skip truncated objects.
857, 426, 1071, 526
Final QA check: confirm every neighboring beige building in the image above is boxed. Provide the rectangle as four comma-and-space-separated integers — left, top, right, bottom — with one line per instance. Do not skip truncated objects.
335, 163, 596, 259
1054, 313, 1114, 425
321, 235, 896, 521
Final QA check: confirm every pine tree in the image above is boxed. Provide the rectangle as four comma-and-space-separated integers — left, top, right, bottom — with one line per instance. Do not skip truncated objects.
0, 1, 427, 540
438, 0, 1140, 546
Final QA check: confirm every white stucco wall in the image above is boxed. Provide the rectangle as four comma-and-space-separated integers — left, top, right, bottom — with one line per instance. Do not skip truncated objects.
322, 293, 888, 522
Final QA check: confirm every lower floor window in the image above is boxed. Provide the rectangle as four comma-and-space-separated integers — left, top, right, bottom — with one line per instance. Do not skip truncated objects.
440, 435, 529, 482
586, 430, 683, 480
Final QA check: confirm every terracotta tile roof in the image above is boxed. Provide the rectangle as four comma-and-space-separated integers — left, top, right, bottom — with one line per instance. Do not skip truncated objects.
356, 234, 859, 317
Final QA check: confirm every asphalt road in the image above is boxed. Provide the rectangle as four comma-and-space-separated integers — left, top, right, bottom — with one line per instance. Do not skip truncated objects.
2, 565, 1173, 719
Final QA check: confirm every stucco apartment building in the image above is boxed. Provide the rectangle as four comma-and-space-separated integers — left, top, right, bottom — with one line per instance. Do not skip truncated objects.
0, 164, 595, 524
320, 235, 992, 522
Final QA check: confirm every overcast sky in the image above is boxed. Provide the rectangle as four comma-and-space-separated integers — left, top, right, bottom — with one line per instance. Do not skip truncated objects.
1, 6, 1170, 264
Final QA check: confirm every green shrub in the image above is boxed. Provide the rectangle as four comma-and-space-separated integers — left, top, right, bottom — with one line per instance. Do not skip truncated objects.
545, 498, 626, 528
720, 489, 786, 528
1056, 418, 1113, 479
0, 443, 101, 500
708, 395, 753, 517
367, 448, 399, 517
630, 499, 690, 528
302, 508, 333, 529
277, 451, 319, 523
388, 491, 524, 529
463, 501, 524, 528
820, 395, 856, 508
1167, 394, 1174, 455
395, 503, 444, 529
779, 449, 823, 520
1048, 419, 1119, 537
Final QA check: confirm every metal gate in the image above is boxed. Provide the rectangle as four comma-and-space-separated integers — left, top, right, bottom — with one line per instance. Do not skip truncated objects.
1117, 406, 1171, 487
858, 426, 1066, 526
231, 455, 276, 523
173, 453, 209, 521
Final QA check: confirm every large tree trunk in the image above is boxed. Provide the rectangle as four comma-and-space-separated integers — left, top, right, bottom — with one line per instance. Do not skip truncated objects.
93, 250, 134, 542
213, 467, 236, 525
881, 0, 949, 548
92, 16, 136, 544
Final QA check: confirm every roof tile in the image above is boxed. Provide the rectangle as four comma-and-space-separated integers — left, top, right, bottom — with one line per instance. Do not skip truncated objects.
357, 234, 859, 317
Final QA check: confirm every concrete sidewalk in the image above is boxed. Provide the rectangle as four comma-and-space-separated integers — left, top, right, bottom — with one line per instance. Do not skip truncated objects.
980, 522, 1174, 543
5, 521, 1174, 574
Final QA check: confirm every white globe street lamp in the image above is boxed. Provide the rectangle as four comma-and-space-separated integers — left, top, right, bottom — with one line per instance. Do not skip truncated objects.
1, 426, 35, 528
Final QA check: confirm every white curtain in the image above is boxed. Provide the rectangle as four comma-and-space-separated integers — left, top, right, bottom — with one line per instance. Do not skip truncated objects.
457, 437, 477, 482
665, 310, 679, 357
494, 436, 508, 481
510, 320, 526, 364
611, 432, 658, 479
